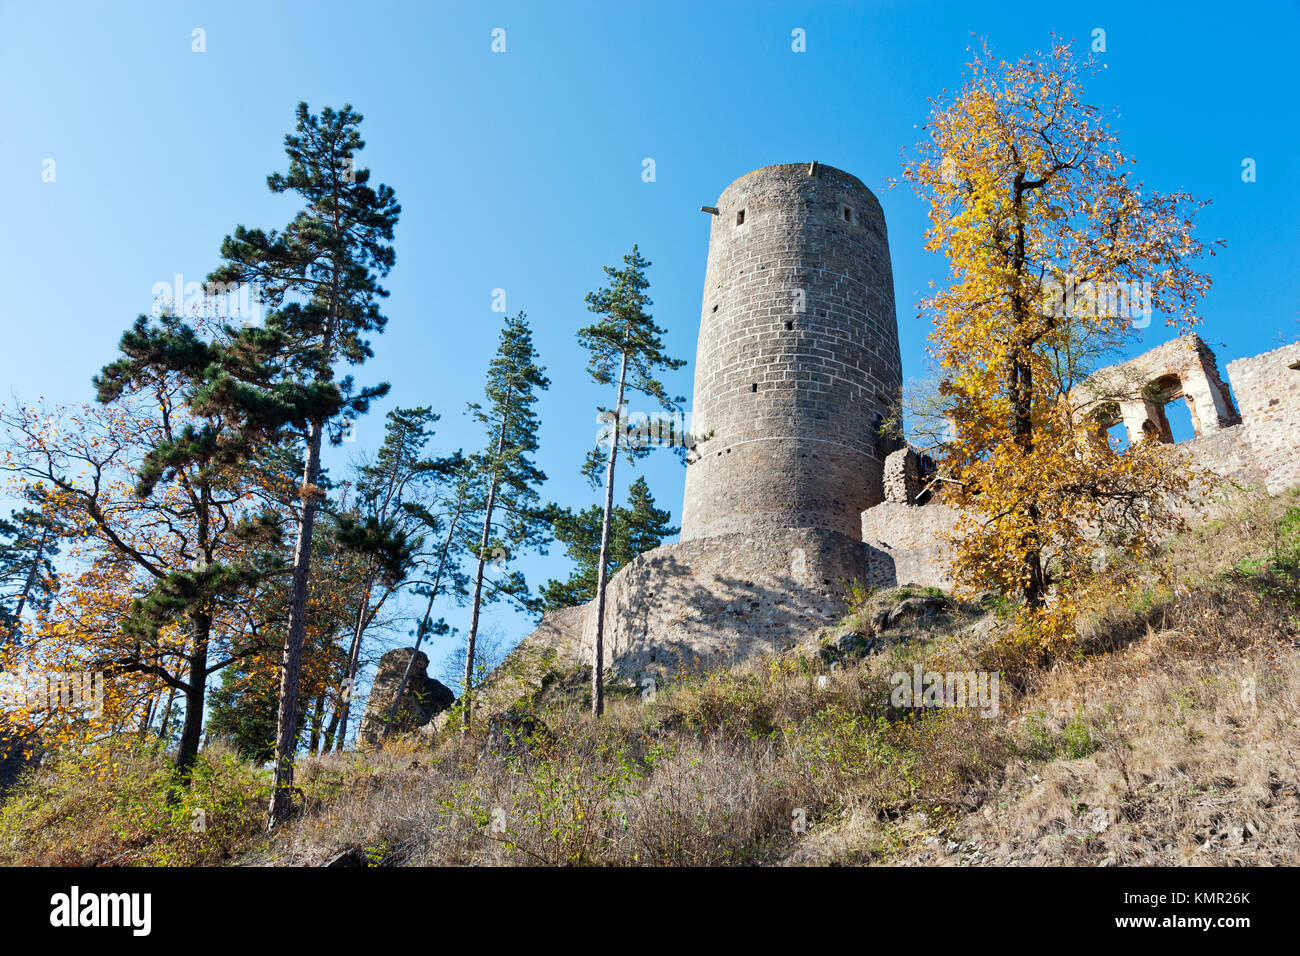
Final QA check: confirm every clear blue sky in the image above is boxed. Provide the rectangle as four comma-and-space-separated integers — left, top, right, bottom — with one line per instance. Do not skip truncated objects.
2, 0, 1297, 668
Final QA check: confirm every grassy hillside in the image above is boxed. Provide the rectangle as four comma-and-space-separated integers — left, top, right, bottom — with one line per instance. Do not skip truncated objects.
2, 489, 1297, 866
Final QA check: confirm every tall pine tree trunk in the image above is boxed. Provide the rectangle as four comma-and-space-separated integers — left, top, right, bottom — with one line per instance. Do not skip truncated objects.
590, 350, 629, 716
137, 691, 156, 738
156, 684, 177, 745
268, 416, 325, 826
462, 478, 499, 727
178, 492, 214, 777
386, 510, 460, 737
332, 582, 374, 752
175, 611, 210, 775
266, 171, 345, 826
309, 691, 325, 755
4, 529, 47, 646
462, 385, 511, 728
322, 704, 340, 753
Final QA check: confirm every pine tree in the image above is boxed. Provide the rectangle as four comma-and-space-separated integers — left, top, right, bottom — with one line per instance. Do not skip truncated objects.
0, 488, 60, 645
206, 656, 296, 763
207, 103, 400, 825
205, 511, 356, 761
577, 246, 685, 715
91, 312, 287, 775
540, 477, 676, 611
329, 407, 456, 748
382, 465, 473, 740
460, 312, 550, 725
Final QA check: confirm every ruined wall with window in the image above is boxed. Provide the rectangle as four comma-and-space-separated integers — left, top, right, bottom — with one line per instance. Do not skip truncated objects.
1076, 335, 1299, 493
1078, 335, 1241, 448
856, 335, 1300, 592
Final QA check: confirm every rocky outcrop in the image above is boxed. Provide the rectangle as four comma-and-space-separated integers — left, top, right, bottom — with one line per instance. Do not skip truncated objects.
811, 585, 973, 665
496, 528, 892, 689
359, 648, 455, 746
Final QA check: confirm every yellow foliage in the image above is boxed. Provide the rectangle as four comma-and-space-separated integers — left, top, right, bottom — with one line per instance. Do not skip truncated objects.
897, 38, 1219, 642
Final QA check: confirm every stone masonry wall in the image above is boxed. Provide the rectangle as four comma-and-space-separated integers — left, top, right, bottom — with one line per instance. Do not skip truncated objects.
1074, 335, 1298, 498
505, 528, 894, 686
883, 446, 922, 504
1227, 343, 1300, 495
680, 163, 902, 542
860, 500, 961, 591
1077, 334, 1240, 444
1177, 424, 1267, 493
857, 338, 1299, 597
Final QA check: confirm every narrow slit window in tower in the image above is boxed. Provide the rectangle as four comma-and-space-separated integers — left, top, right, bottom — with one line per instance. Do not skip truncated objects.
736, 209, 745, 226
843, 206, 853, 223
751, 383, 758, 392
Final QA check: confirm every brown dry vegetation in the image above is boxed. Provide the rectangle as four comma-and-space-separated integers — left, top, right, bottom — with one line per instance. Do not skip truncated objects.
2, 488, 1297, 867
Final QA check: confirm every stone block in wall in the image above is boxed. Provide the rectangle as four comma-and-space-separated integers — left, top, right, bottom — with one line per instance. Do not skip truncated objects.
1176, 424, 1267, 496
1227, 343, 1300, 495
860, 500, 961, 592
883, 447, 922, 504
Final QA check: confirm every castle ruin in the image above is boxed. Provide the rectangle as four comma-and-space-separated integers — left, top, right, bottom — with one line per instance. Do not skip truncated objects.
507, 163, 1300, 686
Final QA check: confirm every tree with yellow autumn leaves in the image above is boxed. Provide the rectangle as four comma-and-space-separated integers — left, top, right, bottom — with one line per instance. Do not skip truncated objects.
0, 314, 292, 775
899, 39, 1220, 641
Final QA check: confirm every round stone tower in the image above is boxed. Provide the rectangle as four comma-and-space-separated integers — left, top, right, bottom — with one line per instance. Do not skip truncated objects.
680, 163, 902, 542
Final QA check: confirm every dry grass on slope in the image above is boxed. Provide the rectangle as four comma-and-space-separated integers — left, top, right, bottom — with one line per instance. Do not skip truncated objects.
861, 489, 1300, 867
2, 490, 1296, 868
